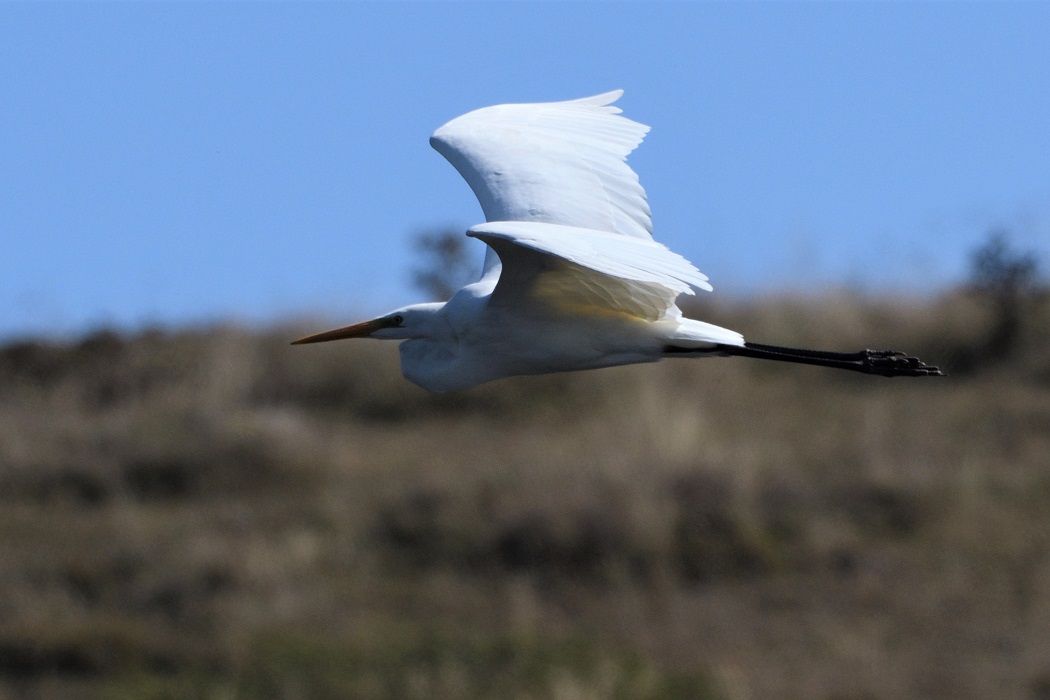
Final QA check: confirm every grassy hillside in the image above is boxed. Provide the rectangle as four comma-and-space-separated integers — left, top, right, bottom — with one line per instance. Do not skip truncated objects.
1, 289, 1049, 699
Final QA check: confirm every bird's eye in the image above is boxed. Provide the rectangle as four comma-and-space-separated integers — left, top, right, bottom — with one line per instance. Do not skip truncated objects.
392, 315, 404, 326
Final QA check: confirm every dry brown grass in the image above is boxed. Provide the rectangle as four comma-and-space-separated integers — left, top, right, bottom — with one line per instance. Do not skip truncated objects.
1, 289, 1048, 699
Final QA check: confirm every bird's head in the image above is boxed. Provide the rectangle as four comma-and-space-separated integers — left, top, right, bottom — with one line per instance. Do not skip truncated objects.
291, 303, 445, 345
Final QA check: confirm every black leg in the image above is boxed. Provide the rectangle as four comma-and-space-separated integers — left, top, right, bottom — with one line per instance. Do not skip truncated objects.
665, 341, 944, 377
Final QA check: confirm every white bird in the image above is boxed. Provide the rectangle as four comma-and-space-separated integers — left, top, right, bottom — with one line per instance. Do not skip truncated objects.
294, 91, 942, 391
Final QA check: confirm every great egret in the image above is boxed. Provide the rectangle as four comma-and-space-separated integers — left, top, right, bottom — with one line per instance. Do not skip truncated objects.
293, 91, 942, 391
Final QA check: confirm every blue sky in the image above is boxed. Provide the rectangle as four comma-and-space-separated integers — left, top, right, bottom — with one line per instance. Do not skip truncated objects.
3, 2, 1049, 340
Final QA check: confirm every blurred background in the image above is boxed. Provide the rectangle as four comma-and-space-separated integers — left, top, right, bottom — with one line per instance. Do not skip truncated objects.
2, 3, 1049, 699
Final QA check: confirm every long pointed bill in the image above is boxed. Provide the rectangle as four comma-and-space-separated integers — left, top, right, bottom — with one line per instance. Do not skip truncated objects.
291, 317, 392, 345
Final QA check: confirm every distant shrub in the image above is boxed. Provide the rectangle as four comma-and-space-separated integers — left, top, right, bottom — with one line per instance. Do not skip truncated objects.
410, 227, 479, 301
967, 230, 1046, 362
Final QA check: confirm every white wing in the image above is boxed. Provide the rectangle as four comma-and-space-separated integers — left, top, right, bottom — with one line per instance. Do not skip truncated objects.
468, 221, 710, 322
433, 92, 728, 337
469, 222, 709, 294
430, 90, 652, 241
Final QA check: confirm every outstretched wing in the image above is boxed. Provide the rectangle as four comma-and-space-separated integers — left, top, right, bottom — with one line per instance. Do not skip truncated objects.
467, 221, 709, 323
430, 90, 653, 241
433, 91, 731, 341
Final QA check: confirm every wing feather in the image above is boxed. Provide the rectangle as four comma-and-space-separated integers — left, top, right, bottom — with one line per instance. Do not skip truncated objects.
467, 221, 712, 322
468, 221, 711, 296
430, 90, 652, 240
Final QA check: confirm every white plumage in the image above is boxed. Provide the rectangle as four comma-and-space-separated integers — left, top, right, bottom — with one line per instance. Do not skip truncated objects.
466, 221, 711, 295
430, 90, 653, 242
293, 91, 943, 388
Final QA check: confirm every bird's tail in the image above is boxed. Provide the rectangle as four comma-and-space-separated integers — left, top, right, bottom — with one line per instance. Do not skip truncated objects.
665, 340, 944, 377
667, 317, 745, 348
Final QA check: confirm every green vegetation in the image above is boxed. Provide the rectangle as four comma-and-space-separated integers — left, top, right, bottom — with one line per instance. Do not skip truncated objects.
1, 280, 1049, 699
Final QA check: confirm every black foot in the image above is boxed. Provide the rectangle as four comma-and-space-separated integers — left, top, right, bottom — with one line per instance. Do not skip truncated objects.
854, 349, 945, 377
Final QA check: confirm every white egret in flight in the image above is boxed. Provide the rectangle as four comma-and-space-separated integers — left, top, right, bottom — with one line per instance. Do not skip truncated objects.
294, 91, 942, 391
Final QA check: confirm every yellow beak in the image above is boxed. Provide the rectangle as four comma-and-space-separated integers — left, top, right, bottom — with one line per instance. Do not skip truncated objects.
291, 317, 392, 345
